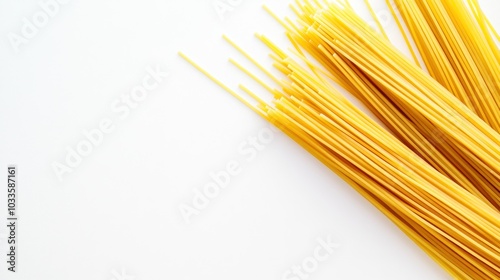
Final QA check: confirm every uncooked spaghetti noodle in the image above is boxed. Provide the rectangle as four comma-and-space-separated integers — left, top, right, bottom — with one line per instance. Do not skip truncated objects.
179, 0, 500, 278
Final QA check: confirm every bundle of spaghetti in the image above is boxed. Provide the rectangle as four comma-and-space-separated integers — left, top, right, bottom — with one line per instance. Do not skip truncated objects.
391, 0, 500, 131
271, 0, 500, 209
180, 34, 500, 278
260, 6, 498, 209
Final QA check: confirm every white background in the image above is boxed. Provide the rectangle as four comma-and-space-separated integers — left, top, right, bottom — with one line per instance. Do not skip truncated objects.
0, 0, 498, 279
